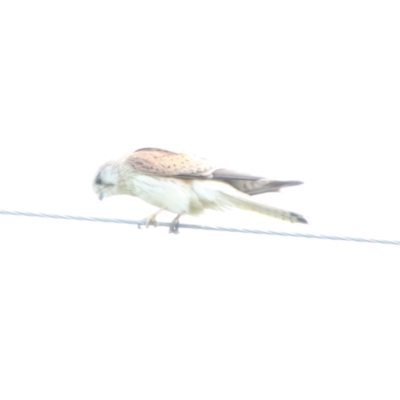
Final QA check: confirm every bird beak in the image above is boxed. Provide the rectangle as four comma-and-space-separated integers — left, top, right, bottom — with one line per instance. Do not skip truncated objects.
98, 192, 104, 201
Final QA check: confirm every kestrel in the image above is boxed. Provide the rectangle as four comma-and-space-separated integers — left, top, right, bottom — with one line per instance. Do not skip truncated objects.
93, 147, 307, 233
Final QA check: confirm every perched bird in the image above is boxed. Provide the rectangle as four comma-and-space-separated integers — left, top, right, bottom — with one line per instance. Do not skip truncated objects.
93, 147, 307, 233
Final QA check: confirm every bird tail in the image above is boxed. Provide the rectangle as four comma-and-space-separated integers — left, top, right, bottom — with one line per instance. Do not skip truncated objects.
226, 179, 303, 195
218, 190, 307, 224
211, 169, 303, 195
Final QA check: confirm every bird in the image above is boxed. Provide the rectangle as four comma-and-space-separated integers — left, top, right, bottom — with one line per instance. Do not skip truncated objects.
93, 147, 307, 233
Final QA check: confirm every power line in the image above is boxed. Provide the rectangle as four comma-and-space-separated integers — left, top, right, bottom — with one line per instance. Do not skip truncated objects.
1, 209, 399, 246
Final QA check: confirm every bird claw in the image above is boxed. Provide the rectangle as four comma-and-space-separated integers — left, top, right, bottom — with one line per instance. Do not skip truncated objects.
144, 210, 163, 228
169, 214, 181, 234
138, 211, 180, 233
169, 222, 180, 234
137, 217, 158, 229
146, 219, 159, 228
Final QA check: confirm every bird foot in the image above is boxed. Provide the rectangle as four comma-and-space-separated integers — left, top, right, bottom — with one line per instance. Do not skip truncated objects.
169, 214, 181, 234
169, 222, 180, 234
139, 208, 165, 229
145, 216, 158, 228
145, 214, 159, 228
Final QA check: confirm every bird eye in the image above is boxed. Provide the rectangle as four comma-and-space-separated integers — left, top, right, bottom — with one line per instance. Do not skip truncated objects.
95, 175, 103, 185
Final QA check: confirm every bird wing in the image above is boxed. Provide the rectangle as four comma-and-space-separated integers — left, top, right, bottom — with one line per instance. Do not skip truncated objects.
127, 148, 215, 177
211, 169, 303, 195
127, 148, 303, 196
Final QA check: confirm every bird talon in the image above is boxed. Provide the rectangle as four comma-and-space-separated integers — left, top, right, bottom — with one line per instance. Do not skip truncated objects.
169, 214, 181, 234
149, 220, 159, 228
145, 219, 158, 228
144, 208, 165, 228
169, 226, 179, 234
169, 225, 179, 234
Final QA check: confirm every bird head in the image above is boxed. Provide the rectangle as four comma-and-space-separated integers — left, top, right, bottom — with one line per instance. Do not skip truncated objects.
92, 162, 120, 200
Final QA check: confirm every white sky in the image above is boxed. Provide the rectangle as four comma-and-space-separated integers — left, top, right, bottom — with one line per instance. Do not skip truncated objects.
0, 1, 399, 399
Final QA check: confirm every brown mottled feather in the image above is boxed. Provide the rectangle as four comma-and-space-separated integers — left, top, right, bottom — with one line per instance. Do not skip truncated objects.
127, 148, 303, 196
128, 148, 215, 177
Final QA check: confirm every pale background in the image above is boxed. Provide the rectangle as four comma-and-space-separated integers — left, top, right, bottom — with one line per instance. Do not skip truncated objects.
0, 1, 399, 399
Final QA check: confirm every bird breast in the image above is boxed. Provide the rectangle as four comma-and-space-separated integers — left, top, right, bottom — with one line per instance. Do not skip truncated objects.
129, 174, 204, 215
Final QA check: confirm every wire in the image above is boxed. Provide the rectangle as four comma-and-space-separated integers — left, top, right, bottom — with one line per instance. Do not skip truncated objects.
1, 209, 399, 246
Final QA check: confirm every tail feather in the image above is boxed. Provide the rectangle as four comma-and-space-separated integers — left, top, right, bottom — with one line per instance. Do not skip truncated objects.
219, 191, 307, 224
225, 179, 303, 195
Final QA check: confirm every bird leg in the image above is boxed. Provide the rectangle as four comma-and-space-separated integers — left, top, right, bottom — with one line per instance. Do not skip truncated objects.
169, 214, 182, 234
144, 208, 165, 228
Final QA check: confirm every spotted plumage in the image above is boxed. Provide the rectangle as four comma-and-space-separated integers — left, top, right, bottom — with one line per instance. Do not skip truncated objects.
93, 147, 307, 232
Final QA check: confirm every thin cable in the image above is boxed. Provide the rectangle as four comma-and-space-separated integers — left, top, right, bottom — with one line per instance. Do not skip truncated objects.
1, 209, 399, 246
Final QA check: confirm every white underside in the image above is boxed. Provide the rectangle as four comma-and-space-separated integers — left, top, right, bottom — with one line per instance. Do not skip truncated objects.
129, 175, 232, 215
109, 173, 303, 223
